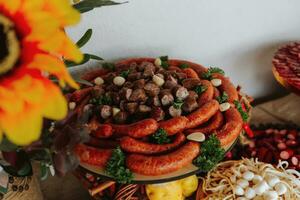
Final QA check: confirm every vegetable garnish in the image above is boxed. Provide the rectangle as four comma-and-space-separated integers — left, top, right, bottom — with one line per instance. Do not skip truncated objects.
102, 62, 116, 71
173, 99, 184, 109
234, 100, 249, 122
193, 134, 225, 172
194, 85, 207, 95
105, 147, 133, 184
160, 56, 169, 69
179, 63, 189, 69
120, 69, 131, 78
89, 95, 112, 105
201, 67, 225, 80
216, 91, 228, 104
150, 128, 171, 144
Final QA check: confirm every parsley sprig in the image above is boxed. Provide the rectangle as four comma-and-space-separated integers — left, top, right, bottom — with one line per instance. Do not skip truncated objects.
150, 128, 170, 144
201, 67, 225, 80
193, 135, 225, 172
160, 56, 169, 69
120, 69, 131, 78
173, 99, 184, 109
89, 95, 112, 105
105, 147, 133, 184
179, 63, 189, 69
234, 100, 249, 122
194, 85, 207, 95
216, 91, 228, 104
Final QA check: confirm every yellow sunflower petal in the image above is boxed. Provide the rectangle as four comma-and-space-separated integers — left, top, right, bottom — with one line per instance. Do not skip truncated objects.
0, 105, 43, 145
0, 86, 24, 114
28, 54, 79, 89
45, 0, 81, 26
41, 80, 67, 120
0, 0, 21, 14
61, 35, 83, 63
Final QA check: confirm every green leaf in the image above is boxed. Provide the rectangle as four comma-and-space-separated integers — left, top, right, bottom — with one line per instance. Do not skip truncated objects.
150, 128, 170, 144
159, 55, 169, 69
102, 62, 115, 71
87, 54, 103, 60
17, 162, 32, 177
73, 0, 124, 13
76, 29, 92, 48
40, 163, 49, 181
64, 54, 91, 67
0, 138, 18, 151
120, 69, 131, 78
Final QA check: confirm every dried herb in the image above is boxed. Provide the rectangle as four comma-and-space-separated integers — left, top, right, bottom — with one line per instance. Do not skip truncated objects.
160, 56, 169, 69
102, 62, 115, 71
179, 63, 189, 69
173, 99, 184, 109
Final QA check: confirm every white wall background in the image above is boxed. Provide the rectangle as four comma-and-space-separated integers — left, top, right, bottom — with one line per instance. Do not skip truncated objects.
67, 0, 300, 98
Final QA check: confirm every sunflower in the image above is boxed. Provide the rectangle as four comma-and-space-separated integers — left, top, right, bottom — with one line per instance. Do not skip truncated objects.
0, 0, 83, 145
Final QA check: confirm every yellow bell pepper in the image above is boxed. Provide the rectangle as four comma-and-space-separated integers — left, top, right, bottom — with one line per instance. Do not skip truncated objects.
146, 175, 198, 200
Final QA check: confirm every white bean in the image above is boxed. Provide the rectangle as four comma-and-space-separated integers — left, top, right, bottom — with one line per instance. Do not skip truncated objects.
113, 76, 126, 86
219, 102, 231, 112
266, 175, 280, 187
94, 77, 104, 85
211, 78, 222, 87
253, 181, 269, 195
152, 75, 165, 86
187, 132, 206, 142
69, 102, 76, 110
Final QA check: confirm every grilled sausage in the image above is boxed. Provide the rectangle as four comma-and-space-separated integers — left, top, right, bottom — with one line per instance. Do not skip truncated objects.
216, 107, 243, 146
212, 74, 238, 103
185, 100, 219, 129
159, 116, 189, 136
126, 141, 200, 175
112, 118, 159, 138
185, 111, 224, 134
197, 80, 214, 106
74, 144, 112, 167
120, 133, 186, 155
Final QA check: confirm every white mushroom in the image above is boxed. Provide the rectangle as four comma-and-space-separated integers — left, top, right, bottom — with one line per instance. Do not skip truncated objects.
245, 188, 256, 199
263, 190, 278, 200
252, 175, 263, 184
274, 182, 287, 195
266, 175, 280, 187
234, 185, 244, 196
168, 105, 182, 117
242, 171, 255, 181
237, 179, 249, 189
253, 181, 269, 195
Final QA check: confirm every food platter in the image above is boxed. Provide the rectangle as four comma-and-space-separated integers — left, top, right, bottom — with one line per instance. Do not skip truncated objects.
68, 57, 250, 184
78, 137, 238, 184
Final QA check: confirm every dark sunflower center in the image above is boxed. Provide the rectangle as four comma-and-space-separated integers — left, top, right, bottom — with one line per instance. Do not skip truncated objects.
0, 23, 9, 61
0, 14, 20, 75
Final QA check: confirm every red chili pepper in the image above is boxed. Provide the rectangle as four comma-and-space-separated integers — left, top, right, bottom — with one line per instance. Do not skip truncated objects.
243, 123, 254, 138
